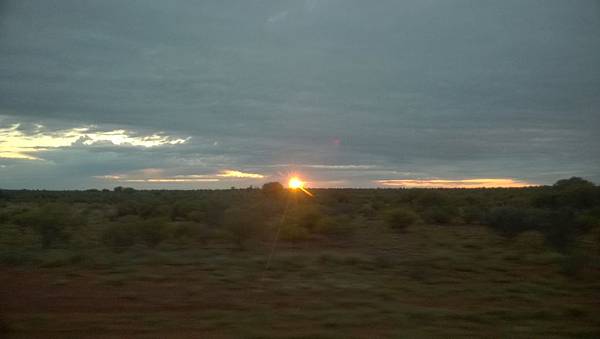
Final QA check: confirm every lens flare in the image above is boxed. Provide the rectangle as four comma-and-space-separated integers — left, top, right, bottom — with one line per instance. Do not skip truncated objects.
288, 177, 303, 189
288, 176, 313, 197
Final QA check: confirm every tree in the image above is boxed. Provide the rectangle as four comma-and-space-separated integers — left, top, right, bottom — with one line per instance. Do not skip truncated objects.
553, 177, 595, 189
262, 182, 284, 198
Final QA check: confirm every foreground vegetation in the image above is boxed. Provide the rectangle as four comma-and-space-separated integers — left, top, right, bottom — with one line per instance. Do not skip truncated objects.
1, 177, 599, 338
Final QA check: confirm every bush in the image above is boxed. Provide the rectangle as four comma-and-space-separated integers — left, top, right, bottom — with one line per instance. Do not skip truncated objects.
101, 218, 170, 250
553, 177, 595, 190
186, 200, 227, 226
222, 205, 266, 249
385, 208, 418, 230
137, 218, 169, 247
286, 206, 322, 231
101, 222, 138, 251
414, 190, 450, 209
423, 205, 457, 224
115, 201, 139, 218
262, 182, 284, 199
542, 209, 578, 252
358, 203, 377, 218
279, 223, 311, 242
313, 215, 356, 236
485, 207, 549, 237
0, 223, 40, 249
535, 177, 599, 210
171, 221, 211, 243
484, 207, 580, 251
11, 203, 79, 248
461, 205, 487, 224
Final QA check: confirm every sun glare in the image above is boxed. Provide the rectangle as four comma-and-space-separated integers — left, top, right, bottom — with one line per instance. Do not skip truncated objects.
288, 177, 303, 189
288, 176, 314, 197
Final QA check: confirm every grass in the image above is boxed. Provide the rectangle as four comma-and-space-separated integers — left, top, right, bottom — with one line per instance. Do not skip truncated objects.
1, 221, 599, 338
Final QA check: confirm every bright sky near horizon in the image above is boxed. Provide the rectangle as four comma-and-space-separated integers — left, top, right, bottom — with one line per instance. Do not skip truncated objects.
0, 1, 599, 189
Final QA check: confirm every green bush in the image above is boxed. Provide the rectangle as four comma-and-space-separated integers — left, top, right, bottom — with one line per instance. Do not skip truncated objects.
485, 207, 548, 237
186, 200, 227, 226
423, 205, 457, 224
101, 222, 138, 251
171, 221, 212, 243
313, 215, 356, 236
414, 190, 450, 209
262, 182, 284, 199
279, 223, 311, 242
542, 210, 578, 252
385, 207, 418, 230
358, 203, 377, 218
101, 218, 170, 250
115, 201, 139, 218
137, 218, 169, 248
222, 205, 266, 249
286, 205, 322, 231
461, 205, 487, 224
11, 203, 79, 248
0, 223, 40, 249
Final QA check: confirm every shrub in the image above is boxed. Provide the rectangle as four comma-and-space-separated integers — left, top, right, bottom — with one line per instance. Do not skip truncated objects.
485, 206, 579, 251
279, 223, 311, 242
262, 182, 284, 199
0, 223, 40, 249
286, 206, 322, 231
542, 209, 578, 252
171, 221, 211, 243
313, 215, 356, 236
553, 177, 595, 189
186, 200, 227, 226
115, 201, 138, 218
423, 205, 457, 225
358, 203, 377, 218
11, 203, 79, 248
535, 177, 599, 210
385, 207, 418, 230
222, 205, 266, 249
461, 205, 487, 224
137, 218, 169, 248
485, 207, 548, 238
574, 214, 600, 232
101, 222, 138, 251
414, 190, 450, 209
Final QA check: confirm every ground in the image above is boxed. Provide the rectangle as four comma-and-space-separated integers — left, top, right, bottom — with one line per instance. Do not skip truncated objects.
2, 223, 599, 338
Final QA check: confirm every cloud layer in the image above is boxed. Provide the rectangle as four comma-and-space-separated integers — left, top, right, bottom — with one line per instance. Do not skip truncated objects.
0, 1, 598, 189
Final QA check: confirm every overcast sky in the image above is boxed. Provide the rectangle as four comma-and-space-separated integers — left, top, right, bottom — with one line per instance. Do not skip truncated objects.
1, 0, 599, 189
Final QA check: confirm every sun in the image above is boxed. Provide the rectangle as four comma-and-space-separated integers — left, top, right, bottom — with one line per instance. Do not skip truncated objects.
287, 176, 314, 197
288, 177, 304, 189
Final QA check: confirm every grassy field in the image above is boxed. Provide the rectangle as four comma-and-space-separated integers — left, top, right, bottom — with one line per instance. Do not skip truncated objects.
1, 180, 600, 338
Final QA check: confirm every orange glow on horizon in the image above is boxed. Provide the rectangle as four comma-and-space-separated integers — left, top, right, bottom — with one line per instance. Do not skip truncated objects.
377, 178, 534, 188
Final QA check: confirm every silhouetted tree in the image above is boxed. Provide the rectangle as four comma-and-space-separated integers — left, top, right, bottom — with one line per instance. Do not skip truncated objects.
262, 181, 284, 198
553, 177, 595, 189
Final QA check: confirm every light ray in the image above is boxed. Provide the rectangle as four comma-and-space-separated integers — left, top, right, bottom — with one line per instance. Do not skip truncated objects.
288, 176, 314, 197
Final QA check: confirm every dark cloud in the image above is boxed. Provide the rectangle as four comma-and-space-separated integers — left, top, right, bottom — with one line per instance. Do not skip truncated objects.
0, 0, 599, 188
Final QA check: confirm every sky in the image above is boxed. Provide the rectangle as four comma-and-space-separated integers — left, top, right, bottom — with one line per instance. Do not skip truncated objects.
0, 0, 599, 189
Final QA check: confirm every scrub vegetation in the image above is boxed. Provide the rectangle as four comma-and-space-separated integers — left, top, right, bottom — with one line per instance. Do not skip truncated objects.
1, 177, 600, 338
